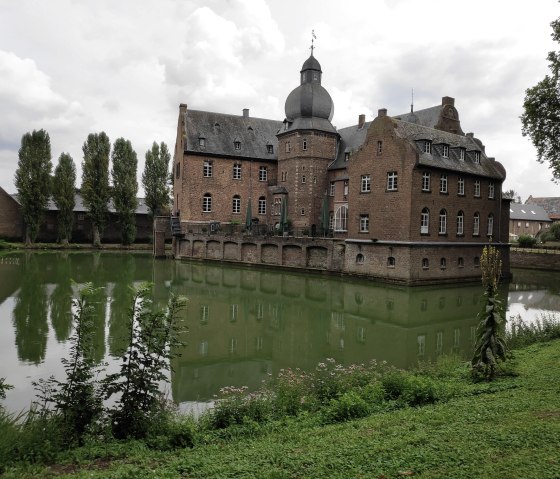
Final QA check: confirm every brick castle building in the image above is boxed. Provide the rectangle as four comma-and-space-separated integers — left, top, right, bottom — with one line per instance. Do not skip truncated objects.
170, 52, 510, 284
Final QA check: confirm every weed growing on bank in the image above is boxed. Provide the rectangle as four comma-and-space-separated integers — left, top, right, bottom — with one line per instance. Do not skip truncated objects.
507, 313, 560, 348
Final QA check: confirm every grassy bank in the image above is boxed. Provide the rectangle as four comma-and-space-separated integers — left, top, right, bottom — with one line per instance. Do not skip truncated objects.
2, 339, 559, 478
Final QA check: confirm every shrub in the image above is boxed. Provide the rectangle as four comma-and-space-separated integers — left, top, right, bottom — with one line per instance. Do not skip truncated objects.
507, 313, 560, 349
322, 390, 370, 423
206, 387, 272, 430
517, 234, 537, 247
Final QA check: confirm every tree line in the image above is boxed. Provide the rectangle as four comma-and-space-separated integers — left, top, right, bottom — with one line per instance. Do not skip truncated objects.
14, 129, 171, 246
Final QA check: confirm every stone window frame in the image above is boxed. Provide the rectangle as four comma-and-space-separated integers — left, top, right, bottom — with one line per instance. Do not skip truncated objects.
487, 213, 494, 237
422, 172, 431, 192
259, 166, 268, 182
474, 180, 481, 197
457, 210, 464, 236
387, 256, 396, 268
233, 163, 242, 180
473, 212, 480, 236
359, 214, 369, 233
488, 182, 495, 199
439, 209, 447, 235
421, 207, 430, 234
360, 174, 371, 193
202, 193, 212, 213
387, 171, 398, 191
203, 160, 213, 178
458, 177, 465, 196
440, 174, 448, 194
422, 258, 429, 270
232, 195, 241, 214
356, 253, 365, 264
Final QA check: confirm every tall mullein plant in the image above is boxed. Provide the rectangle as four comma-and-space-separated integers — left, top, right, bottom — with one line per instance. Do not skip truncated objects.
472, 245, 507, 380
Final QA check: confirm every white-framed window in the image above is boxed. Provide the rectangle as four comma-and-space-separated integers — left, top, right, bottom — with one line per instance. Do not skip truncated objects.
234, 141, 241, 150
233, 163, 241, 180
457, 211, 464, 235
423, 141, 431, 153
439, 209, 447, 234
458, 177, 465, 195
387, 171, 398, 191
334, 205, 348, 232
488, 182, 495, 199
487, 214, 494, 237
473, 212, 480, 235
377, 141, 383, 155
330, 181, 335, 196
199, 137, 206, 148
343, 180, 349, 197
273, 197, 281, 216
257, 303, 264, 320
231, 304, 238, 322
459, 148, 465, 161
203, 160, 213, 177
302, 138, 308, 150
198, 340, 208, 356
421, 208, 429, 234
329, 212, 334, 230
360, 214, 369, 233
267, 144, 274, 154
281, 171, 287, 182
200, 305, 209, 323
474, 151, 481, 164
422, 172, 431, 191
440, 174, 448, 193
229, 337, 238, 353
258, 196, 266, 215
232, 195, 241, 214
202, 193, 212, 212
474, 180, 481, 197
302, 175, 306, 184
361, 175, 371, 192
442, 144, 449, 158
259, 166, 268, 181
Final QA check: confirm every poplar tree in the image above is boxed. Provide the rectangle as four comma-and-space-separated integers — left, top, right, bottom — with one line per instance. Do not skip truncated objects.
111, 138, 138, 245
81, 132, 111, 247
14, 129, 53, 244
53, 153, 76, 245
142, 141, 170, 221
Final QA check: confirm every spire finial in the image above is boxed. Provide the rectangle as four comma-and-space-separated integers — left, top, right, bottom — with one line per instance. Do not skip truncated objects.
410, 88, 414, 113
310, 30, 316, 56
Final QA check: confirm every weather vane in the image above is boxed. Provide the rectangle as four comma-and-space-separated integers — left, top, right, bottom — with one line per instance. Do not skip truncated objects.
310, 30, 316, 55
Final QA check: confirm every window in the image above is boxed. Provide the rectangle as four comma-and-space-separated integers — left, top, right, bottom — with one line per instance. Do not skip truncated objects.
232, 195, 241, 214
422, 258, 429, 269
200, 305, 209, 323
345, 152, 350, 161
377, 141, 383, 155
474, 180, 481, 197
233, 163, 241, 180
202, 193, 212, 212
387, 172, 398, 191
458, 177, 465, 195
175, 162, 180, 179
474, 151, 481, 164
302, 139, 308, 150
330, 181, 335, 196
334, 205, 348, 232
457, 211, 464, 235
257, 303, 264, 320
442, 144, 449, 158
439, 209, 447, 234
259, 166, 268, 181
487, 214, 494, 237
199, 137, 206, 148
343, 180, 349, 197
301, 175, 306, 184
360, 214, 369, 233
459, 148, 465, 160
422, 172, 431, 191
488, 182, 495, 199
440, 258, 447, 269
203, 160, 213, 177
387, 256, 396, 268
281, 171, 287, 182
199, 340, 208, 356
231, 304, 238, 321
361, 175, 371, 193
285, 141, 291, 152
473, 212, 480, 236
423, 141, 431, 154
474, 256, 480, 268
234, 141, 241, 150
421, 208, 430, 234
267, 144, 274, 154
356, 253, 365, 264
329, 212, 334, 230
273, 197, 281, 215
229, 338, 237, 354
300, 208, 305, 215
258, 196, 266, 215
440, 174, 448, 193
458, 257, 464, 268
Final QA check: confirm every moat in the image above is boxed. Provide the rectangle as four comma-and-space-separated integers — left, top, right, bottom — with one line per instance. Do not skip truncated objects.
0, 251, 559, 413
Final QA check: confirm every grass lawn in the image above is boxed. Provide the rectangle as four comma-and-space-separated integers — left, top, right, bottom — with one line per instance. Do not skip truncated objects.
4, 341, 560, 479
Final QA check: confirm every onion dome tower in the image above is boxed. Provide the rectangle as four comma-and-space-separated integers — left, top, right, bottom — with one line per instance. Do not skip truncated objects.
276, 48, 339, 229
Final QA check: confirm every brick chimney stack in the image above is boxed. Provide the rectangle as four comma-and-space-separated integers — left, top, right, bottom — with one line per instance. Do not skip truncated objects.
243, 108, 249, 118
442, 96, 455, 106
378, 108, 387, 118
358, 114, 365, 129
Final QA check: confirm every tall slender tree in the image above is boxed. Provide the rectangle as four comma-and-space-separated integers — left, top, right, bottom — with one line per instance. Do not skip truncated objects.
14, 129, 53, 244
81, 132, 111, 247
53, 153, 76, 245
142, 141, 170, 221
111, 138, 138, 245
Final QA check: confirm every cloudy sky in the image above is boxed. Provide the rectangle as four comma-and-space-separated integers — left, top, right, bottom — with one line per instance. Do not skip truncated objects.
1, 0, 559, 200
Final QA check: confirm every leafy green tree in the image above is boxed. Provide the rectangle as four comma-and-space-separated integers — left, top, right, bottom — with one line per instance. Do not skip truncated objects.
521, 15, 560, 181
81, 132, 111, 246
14, 129, 53, 244
503, 189, 521, 203
52, 153, 76, 245
111, 138, 138, 245
142, 141, 171, 221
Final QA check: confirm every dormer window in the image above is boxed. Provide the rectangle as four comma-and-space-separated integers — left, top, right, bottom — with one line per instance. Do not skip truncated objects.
234, 141, 241, 150
442, 145, 449, 158
199, 137, 206, 148
423, 141, 431, 154
267, 144, 274, 154
474, 151, 481, 164
313, 72, 318, 81
345, 152, 349, 162
459, 148, 465, 161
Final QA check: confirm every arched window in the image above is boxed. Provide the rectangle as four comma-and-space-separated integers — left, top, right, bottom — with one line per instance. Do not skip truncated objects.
440, 258, 447, 269
473, 212, 480, 236
458, 257, 464, 268
232, 195, 241, 214
202, 193, 212, 212
474, 256, 480, 268
439, 209, 447, 234
422, 258, 429, 269
421, 208, 429, 234
487, 213, 494, 237
356, 253, 365, 264
334, 205, 348, 232
387, 256, 396, 268
258, 196, 266, 215
457, 211, 464, 235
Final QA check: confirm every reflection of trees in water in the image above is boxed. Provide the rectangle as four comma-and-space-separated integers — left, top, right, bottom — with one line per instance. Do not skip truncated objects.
88, 252, 107, 364
108, 255, 136, 356
49, 253, 73, 342
12, 253, 49, 364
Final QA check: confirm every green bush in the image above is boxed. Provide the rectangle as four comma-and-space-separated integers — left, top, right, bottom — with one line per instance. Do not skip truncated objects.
322, 390, 370, 423
206, 387, 273, 429
517, 234, 537, 247
507, 313, 560, 349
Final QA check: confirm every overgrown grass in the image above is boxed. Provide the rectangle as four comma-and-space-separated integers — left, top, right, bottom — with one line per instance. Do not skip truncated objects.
507, 313, 560, 348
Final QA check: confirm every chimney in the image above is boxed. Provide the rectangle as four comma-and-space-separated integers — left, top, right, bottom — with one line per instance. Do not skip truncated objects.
243, 108, 249, 118
358, 114, 365, 129
378, 108, 387, 118
442, 96, 455, 106
179, 103, 188, 113
466, 132, 474, 138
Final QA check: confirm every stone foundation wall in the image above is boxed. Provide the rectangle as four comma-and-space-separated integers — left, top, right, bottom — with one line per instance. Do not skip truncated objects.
510, 249, 560, 271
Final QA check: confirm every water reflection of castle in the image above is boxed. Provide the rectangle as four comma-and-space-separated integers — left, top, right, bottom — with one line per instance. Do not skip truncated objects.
167, 262, 507, 403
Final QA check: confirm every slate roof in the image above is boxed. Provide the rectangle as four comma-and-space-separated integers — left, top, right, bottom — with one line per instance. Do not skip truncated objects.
525, 196, 560, 219
329, 121, 372, 170
394, 106, 442, 129
184, 110, 283, 160
509, 203, 551, 222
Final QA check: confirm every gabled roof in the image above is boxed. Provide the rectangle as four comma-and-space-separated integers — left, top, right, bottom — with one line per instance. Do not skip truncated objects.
525, 196, 560, 219
184, 110, 282, 160
329, 121, 372, 170
509, 203, 551, 222
394, 105, 442, 129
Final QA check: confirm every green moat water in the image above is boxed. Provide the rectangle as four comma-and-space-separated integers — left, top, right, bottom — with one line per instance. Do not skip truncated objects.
0, 251, 559, 413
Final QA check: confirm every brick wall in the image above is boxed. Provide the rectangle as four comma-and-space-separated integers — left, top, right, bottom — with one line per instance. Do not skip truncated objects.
510, 250, 560, 270
0, 187, 23, 240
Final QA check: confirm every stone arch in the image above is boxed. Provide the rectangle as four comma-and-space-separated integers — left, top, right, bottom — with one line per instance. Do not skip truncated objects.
307, 246, 328, 269
261, 243, 279, 264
